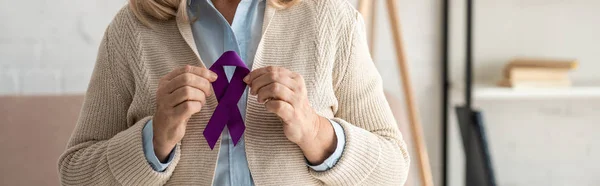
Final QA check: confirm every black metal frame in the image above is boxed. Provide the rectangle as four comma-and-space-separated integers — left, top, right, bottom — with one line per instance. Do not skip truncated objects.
441, 0, 475, 185
441, 0, 450, 185
466, 0, 474, 110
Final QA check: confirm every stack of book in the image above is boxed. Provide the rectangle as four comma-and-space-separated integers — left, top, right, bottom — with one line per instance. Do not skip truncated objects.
498, 58, 578, 88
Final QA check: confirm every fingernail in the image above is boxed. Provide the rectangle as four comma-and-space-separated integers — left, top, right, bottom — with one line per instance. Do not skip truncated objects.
243, 75, 249, 82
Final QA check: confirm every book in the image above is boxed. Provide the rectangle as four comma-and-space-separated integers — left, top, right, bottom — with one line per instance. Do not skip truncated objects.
503, 58, 578, 77
508, 67, 570, 81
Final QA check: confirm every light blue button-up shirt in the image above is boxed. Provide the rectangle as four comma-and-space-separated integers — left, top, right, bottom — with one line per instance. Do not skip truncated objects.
141, 0, 346, 185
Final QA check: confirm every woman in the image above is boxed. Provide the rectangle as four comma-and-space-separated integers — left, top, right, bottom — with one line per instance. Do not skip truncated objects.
58, 0, 409, 185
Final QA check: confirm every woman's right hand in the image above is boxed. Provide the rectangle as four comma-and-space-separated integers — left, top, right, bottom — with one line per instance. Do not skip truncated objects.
153, 65, 218, 162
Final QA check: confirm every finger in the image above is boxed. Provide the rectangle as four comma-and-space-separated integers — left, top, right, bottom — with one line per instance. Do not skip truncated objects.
249, 72, 297, 95
162, 65, 218, 82
256, 83, 294, 104
244, 66, 283, 84
292, 72, 305, 86
164, 72, 213, 96
168, 86, 207, 107
265, 100, 294, 120
173, 100, 203, 118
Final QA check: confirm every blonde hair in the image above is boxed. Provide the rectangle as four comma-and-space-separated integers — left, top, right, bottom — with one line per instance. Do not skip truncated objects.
129, 0, 300, 26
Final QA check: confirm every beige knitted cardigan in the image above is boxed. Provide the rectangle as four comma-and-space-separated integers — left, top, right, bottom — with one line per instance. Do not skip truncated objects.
58, 0, 409, 185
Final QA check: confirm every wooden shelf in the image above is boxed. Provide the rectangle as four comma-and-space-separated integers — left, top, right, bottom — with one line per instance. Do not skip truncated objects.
472, 85, 600, 99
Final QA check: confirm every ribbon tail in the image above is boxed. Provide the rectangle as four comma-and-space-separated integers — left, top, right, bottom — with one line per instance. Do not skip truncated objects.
228, 106, 246, 146
203, 104, 231, 150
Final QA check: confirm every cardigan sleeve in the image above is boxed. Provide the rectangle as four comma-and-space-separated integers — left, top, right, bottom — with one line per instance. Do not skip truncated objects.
309, 12, 410, 185
57, 27, 181, 186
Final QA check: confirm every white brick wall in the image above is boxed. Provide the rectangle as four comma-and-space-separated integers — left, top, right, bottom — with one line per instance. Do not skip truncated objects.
0, 67, 19, 94
62, 67, 94, 93
21, 68, 61, 94
0, 0, 127, 95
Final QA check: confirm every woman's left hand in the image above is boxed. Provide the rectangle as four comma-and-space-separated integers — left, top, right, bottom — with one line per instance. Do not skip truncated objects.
244, 66, 336, 164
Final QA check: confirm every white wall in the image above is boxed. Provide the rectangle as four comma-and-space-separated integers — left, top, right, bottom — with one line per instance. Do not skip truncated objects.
448, 0, 600, 186
0, 0, 127, 94
474, 0, 600, 85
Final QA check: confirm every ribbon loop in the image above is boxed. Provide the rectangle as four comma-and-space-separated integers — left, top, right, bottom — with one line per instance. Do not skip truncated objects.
203, 51, 249, 150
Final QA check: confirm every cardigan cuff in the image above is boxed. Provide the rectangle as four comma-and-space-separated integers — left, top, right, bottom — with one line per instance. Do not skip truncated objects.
309, 118, 381, 185
307, 119, 346, 171
106, 116, 180, 185
142, 120, 175, 172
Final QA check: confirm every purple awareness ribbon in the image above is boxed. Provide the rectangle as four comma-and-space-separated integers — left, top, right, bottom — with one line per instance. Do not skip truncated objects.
203, 51, 249, 150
